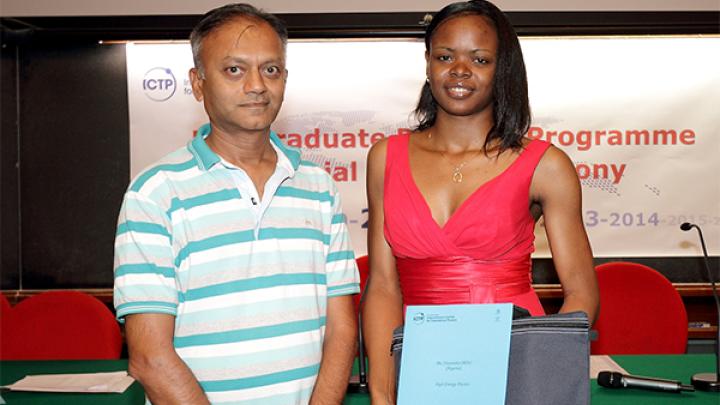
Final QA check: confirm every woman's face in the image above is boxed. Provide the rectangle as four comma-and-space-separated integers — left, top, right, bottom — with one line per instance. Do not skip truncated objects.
426, 14, 498, 119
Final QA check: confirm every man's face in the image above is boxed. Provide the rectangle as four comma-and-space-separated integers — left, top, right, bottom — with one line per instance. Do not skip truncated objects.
190, 17, 287, 134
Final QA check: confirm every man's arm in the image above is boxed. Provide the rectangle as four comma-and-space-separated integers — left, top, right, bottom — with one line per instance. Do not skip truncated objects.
126, 313, 210, 405
309, 295, 358, 405
309, 162, 361, 404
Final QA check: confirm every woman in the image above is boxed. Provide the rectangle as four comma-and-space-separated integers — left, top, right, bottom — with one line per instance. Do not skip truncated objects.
362, 1, 599, 403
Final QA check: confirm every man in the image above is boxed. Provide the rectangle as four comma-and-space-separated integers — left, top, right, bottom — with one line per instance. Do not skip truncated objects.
113, 4, 360, 404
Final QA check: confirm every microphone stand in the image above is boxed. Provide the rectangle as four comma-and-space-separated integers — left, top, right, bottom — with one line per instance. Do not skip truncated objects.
682, 222, 720, 392
347, 310, 369, 394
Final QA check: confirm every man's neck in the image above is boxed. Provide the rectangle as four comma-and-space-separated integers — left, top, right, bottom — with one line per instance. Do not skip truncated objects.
205, 126, 276, 168
205, 125, 280, 199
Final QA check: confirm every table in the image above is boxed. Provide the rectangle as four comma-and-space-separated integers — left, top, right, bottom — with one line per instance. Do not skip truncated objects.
588, 355, 719, 405
1, 355, 717, 404
343, 354, 719, 405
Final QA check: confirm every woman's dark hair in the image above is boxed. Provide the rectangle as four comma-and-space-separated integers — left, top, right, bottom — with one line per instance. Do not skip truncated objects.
190, 3, 288, 76
415, 0, 530, 151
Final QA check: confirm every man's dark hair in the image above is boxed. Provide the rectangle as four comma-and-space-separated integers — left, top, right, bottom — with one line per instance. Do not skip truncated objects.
190, 3, 288, 75
414, 0, 530, 152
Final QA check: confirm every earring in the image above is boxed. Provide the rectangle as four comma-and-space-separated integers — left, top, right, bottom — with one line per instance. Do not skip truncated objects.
425, 77, 430, 83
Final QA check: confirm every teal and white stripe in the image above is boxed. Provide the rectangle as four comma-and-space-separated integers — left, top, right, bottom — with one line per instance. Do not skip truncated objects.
114, 126, 359, 404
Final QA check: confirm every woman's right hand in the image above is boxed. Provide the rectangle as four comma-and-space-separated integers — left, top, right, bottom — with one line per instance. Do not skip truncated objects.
369, 393, 396, 405
364, 138, 403, 405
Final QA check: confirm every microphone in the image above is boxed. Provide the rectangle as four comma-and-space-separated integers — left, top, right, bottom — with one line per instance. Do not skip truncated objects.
681, 222, 720, 392
597, 371, 694, 393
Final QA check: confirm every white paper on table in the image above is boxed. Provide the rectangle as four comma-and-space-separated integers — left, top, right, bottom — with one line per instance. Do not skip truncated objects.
590, 355, 628, 379
2, 371, 134, 393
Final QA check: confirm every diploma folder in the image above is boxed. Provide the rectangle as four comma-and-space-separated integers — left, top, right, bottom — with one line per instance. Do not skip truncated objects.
397, 303, 513, 405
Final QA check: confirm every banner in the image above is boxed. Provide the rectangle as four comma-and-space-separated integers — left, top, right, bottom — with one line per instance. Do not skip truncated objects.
126, 36, 720, 257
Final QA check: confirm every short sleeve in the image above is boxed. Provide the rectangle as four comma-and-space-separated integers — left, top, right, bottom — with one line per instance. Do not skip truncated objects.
325, 186, 360, 297
113, 190, 178, 322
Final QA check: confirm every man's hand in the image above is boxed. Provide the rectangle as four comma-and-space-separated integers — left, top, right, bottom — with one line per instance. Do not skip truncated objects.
125, 313, 210, 405
309, 295, 358, 404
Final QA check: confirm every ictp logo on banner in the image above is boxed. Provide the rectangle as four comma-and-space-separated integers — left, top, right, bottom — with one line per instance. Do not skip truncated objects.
142, 67, 177, 102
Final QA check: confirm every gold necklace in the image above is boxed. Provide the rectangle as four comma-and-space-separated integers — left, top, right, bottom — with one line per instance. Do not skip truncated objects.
428, 132, 483, 183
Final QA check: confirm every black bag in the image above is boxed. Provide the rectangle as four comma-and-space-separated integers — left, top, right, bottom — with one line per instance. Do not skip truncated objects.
392, 310, 590, 405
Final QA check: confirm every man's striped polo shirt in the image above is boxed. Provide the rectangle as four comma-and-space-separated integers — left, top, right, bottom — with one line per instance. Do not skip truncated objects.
113, 127, 360, 404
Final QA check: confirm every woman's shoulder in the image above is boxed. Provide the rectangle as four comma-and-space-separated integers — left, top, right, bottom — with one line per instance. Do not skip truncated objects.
520, 136, 552, 150
535, 142, 572, 170
531, 142, 580, 196
367, 136, 390, 162
368, 131, 418, 161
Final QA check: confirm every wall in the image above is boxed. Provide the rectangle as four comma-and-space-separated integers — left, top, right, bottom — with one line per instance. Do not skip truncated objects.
0, 7, 718, 290
1, 0, 718, 16
0, 40, 129, 289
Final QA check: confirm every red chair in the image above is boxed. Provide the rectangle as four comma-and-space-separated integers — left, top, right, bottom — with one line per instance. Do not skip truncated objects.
0, 291, 10, 321
2, 291, 122, 360
0, 292, 12, 358
592, 262, 688, 354
352, 255, 370, 312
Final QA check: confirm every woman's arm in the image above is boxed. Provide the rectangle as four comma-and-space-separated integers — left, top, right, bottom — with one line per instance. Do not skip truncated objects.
362, 138, 404, 404
531, 146, 600, 324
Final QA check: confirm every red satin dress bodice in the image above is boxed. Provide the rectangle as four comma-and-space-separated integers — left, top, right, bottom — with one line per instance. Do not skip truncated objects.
383, 134, 551, 315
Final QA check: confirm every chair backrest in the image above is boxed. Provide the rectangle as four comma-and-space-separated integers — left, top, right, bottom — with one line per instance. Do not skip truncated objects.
1, 290, 122, 360
592, 262, 688, 354
0, 292, 10, 312
352, 255, 370, 311
0, 292, 12, 358
0, 291, 10, 322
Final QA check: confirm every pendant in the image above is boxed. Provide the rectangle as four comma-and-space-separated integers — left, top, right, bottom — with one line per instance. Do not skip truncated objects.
452, 169, 463, 183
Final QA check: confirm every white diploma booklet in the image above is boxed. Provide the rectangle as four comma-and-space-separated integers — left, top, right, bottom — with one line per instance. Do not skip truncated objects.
398, 304, 513, 405
590, 355, 628, 378
2, 371, 134, 393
